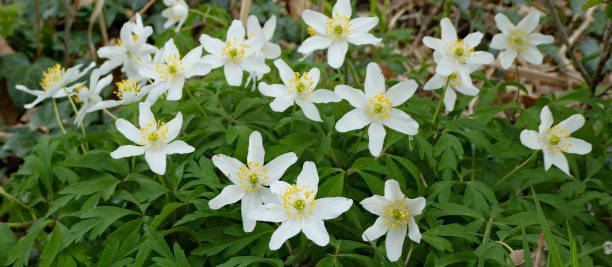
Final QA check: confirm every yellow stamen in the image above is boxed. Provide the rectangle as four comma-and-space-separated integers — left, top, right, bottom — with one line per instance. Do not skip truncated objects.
40, 64, 66, 90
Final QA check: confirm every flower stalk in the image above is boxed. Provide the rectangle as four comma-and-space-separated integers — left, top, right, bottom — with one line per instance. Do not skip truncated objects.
431, 78, 451, 125
493, 151, 538, 189
185, 86, 211, 122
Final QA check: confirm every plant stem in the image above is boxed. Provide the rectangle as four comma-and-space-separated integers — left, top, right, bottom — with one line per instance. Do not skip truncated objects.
431, 78, 450, 125
52, 98, 66, 134
346, 58, 360, 86
493, 151, 538, 189
349, 128, 366, 161
188, 8, 228, 26
185, 86, 210, 122
403, 242, 414, 266
290, 103, 296, 133
0, 186, 38, 219
511, 62, 521, 121
131, 102, 138, 173
336, 68, 345, 84
157, 174, 170, 202
64, 89, 88, 151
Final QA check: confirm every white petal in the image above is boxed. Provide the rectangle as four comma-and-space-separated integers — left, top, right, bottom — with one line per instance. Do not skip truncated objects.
247, 15, 262, 37
463, 32, 483, 48
263, 43, 281, 59
165, 79, 185, 101
263, 16, 277, 40
385, 226, 407, 261
145, 149, 167, 175
385, 80, 417, 107
436, 56, 455, 76
539, 106, 553, 133
307, 67, 321, 85
270, 180, 292, 197
274, 59, 294, 86
364, 62, 386, 97
407, 217, 421, 243
360, 195, 388, 216
368, 122, 386, 157
296, 98, 322, 122
529, 33, 554, 46
115, 119, 141, 144
312, 197, 352, 220
208, 184, 245, 209
259, 82, 290, 97
349, 17, 379, 33
298, 35, 333, 54
224, 63, 243, 86
241, 56, 270, 73
362, 217, 388, 241
270, 96, 295, 112
517, 12, 540, 33
557, 114, 585, 134
405, 197, 426, 216
162, 112, 183, 142
212, 154, 244, 185
327, 40, 348, 69
203, 54, 225, 69
264, 152, 298, 183
423, 74, 446, 90
269, 220, 301, 250
549, 150, 570, 175
332, 0, 351, 17
248, 203, 287, 222
382, 109, 419, 136
138, 102, 155, 128
335, 108, 370, 132
422, 37, 446, 51
565, 138, 591, 155
384, 179, 404, 201
519, 47, 544, 65
248, 131, 265, 166
494, 13, 515, 34
163, 140, 194, 155
302, 10, 328, 34
520, 130, 543, 150
490, 34, 510, 50
334, 85, 368, 108
347, 33, 382, 45
241, 192, 258, 232
543, 148, 553, 171
443, 87, 457, 111
499, 49, 517, 69
227, 20, 246, 42
297, 161, 319, 193
184, 48, 211, 78
110, 145, 146, 158
468, 51, 494, 65
308, 89, 341, 103
440, 18, 457, 42
302, 218, 330, 246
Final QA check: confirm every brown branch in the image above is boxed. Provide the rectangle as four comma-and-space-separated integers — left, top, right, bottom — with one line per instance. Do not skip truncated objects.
130, 0, 157, 21
63, 0, 78, 65
239, 0, 252, 28
590, 20, 612, 91
544, 0, 592, 90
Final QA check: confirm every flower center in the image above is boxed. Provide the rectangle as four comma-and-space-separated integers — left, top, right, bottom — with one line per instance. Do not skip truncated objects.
325, 15, 351, 41
383, 199, 410, 229
541, 125, 572, 154
156, 54, 184, 81
447, 72, 462, 88
139, 119, 168, 149
282, 184, 316, 220
366, 92, 393, 121
289, 72, 314, 99
307, 26, 317, 37
448, 39, 473, 63
237, 162, 269, 192
508, 29, 530, 51
222, 39, 249, 63
40, 64, 66, 90
115, 79, 141, 100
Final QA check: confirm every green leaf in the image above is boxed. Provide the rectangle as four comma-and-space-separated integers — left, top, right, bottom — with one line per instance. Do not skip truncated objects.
0, 223, 17, 263
531, 188, 563, 266
583, 0, 602, 11
217, 256, 283, 267
356, 170, 384, 195
151, 202, 185, 230
318, 173, 344, 198
59, 174, 119, 201
80, 206, 139, 239
39, 223, 68, 267
6, 219, 52, 267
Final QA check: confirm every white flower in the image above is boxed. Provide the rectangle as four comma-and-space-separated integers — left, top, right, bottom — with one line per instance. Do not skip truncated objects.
334, 63, 419, 157
16, 62, 95, 109
199, 20, 269, 86
520, 106, 592, 176
97, 14, 158, 80
245, 15, 282, 89
258, 59, 341, 122
73, 69, 113, 124
140, 39, 211, 104
491, 12, 554, 69
604, 241, 612, 255
249, 161, 353, 250
162, 0, 189, 32
423, 67, 479, 112
209, 131, 297, 232
360, 179, 425, 262
110, 102, 194, 175
298, 0, 381, 68
423, 17, 494, 86
88, 78, 147, 112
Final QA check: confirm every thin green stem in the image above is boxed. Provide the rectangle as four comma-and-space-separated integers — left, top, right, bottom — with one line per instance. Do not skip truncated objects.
493, 151, 538, 189
188, 8, 228, 26
349, 129, 366, 161
336, 68, 345, 84
185, 86, 210, 122
346, 59, 360, 86
403, 242, 414, 266
52, 98, 66, 134
511, 62, 521, 120
87, 96, 117, 120
290, 103, 296, 133
64, 89, 88, 151
131, 102, 138, 173
157, 174, 171, 202
431, 78, 450, 125
0, 186, 38, 219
